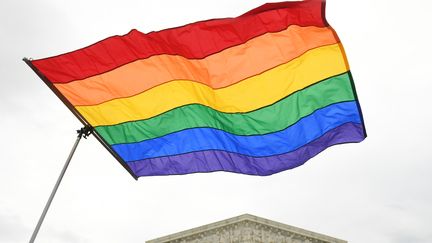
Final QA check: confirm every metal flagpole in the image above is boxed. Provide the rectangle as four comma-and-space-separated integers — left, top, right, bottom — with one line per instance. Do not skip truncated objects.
29, 126, 93, 243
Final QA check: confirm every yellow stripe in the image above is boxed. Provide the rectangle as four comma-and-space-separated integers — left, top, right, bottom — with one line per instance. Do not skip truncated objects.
54, 26, 338, 106
76, 44, 348, 126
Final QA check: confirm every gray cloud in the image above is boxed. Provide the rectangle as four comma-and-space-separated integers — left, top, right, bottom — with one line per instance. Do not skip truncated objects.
1, 0, 431, 242
0, 212, 28, 243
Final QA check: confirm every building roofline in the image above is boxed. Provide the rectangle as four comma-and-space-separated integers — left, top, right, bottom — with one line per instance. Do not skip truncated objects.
147, 214, 347, 243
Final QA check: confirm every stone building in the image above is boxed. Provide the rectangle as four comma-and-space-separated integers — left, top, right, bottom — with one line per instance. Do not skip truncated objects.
146, 214, 346, 243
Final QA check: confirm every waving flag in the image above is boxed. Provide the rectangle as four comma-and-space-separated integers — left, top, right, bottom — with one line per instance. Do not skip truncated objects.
26, 0, 366, 179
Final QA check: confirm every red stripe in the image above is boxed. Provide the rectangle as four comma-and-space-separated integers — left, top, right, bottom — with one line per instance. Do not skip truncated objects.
32, 1, 326, 83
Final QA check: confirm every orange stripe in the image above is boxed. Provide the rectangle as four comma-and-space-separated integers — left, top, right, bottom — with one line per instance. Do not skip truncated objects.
55, 25, 338, 106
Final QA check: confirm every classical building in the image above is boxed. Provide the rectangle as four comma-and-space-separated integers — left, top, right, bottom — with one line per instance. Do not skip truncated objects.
146, 214, 347, 243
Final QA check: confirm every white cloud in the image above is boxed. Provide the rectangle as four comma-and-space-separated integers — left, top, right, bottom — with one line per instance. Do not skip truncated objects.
1, 0, 431, 242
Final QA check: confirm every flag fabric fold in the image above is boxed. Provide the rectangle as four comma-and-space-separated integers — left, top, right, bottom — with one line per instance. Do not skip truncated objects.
27, 0, 366, 179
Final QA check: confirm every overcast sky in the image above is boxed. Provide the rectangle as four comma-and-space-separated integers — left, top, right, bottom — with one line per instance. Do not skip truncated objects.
1, 0, 432, 242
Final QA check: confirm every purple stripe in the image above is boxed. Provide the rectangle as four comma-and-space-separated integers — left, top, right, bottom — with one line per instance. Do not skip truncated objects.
128, 122, 365, 177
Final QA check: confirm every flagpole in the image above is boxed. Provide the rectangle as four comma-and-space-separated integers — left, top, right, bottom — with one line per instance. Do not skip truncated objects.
29, 126, 92, 243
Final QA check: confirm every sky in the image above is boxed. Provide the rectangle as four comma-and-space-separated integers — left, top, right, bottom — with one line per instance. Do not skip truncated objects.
1, 0, 432, 242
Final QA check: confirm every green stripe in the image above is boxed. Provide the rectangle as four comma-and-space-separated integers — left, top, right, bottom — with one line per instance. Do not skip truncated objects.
96, 72, 355, 145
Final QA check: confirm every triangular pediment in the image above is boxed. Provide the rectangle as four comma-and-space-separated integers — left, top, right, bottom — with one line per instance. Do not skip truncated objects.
147, 214, 346, 243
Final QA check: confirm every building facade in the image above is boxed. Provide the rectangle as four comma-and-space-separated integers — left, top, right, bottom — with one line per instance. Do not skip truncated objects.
146, 214, 346, 243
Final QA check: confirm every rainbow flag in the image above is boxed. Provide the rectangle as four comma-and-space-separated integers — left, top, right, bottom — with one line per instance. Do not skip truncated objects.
26, 0, 366, 179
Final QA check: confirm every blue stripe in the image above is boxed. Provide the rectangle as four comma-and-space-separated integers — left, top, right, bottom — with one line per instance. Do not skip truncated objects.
113, 101, 361, 162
